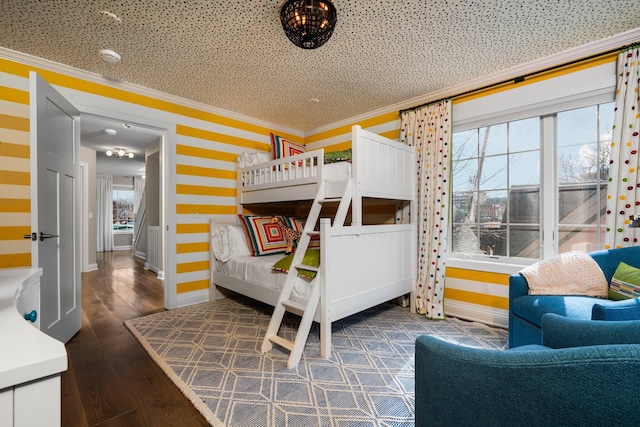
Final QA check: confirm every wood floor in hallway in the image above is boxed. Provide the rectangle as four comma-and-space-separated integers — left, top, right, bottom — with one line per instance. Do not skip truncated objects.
61, 251, 208, 427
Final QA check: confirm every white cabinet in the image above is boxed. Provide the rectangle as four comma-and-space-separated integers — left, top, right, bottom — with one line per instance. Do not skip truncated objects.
0, 268, 67, 427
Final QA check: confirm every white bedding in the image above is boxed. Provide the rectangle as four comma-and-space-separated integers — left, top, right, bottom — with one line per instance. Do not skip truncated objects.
214, 254, 315, 300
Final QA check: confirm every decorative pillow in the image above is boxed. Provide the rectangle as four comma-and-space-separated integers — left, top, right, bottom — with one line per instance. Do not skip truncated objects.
285, 216, 320, 249
271, 133, 306, 167
520, 251, 608, 297
609, 262, 640, 300
210, 224, 251, 262
237, 215, 289, 256
324, 148, 352, 163
272, 249, 320, 279
237, 151, 270, 168
229, 224, 252, 256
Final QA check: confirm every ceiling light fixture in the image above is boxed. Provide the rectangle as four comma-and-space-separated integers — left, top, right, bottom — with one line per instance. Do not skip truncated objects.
99, 49, 121, 63
106, 148, 134, 159
280, 0, 337, 49
105, 128, 117, 136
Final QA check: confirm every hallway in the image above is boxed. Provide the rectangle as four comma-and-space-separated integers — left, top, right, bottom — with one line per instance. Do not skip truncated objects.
61, 251, 208, 426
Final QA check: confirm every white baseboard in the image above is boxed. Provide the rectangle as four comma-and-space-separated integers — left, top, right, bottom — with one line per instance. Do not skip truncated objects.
157, 270, 164, 281
84, 263, 98, 272
113, 245, 132, 251
176, 289, 210, 308
134, 250, 146, 260
445, 300, 508, 329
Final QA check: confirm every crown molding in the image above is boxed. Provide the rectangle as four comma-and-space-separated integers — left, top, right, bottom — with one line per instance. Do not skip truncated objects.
305, 27, 640, 137
0, 46, 303, 138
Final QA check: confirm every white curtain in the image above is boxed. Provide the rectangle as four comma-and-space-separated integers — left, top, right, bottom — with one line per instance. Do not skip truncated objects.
133, 176, 145, 215
605, 46, 640, 249
97, 174, 113, 252
400, 100, 452, 319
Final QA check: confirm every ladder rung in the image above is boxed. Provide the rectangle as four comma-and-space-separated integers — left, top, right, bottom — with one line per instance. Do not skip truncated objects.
268, 334, 294, 351
295, 264, 319, 273
281, 299, 307, 313
318, 198, 341, 203
306, 231, 320, 236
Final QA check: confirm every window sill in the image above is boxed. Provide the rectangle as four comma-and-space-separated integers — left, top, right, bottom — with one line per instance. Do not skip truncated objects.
447, 256, 534, 275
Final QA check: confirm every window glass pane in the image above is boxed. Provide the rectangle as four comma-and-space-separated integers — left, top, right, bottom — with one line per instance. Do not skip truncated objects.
508, 185, 539, 224
509, 151, 539, 187
113, 188, 134, 231
599, 102, 615, 142
478, 155, 507, 190
452, 116, 540, 260
557, 105, 597, 147
558, 225, 604, 253
452, 158, 477, 192
453, 129, 478, 159
556, 103, 612, 252
509, 225, 540, 258
509, 117, 539, 152
558, 144, 603, 184
483, 123, 507, 156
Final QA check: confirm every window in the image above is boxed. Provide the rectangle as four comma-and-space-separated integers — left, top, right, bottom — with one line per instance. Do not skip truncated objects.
112, 186, 134, 232
451, 101, 614, 262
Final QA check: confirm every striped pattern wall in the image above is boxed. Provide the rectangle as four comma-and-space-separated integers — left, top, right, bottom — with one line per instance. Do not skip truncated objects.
0, 72, 31, 269
0, 57, 302, 299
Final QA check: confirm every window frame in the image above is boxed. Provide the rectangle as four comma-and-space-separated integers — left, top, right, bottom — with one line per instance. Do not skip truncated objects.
112, 184, 135, 235
449, 90, 615, 273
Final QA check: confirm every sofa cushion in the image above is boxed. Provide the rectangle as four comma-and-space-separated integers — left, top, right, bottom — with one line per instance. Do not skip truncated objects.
512, 295, 598, 327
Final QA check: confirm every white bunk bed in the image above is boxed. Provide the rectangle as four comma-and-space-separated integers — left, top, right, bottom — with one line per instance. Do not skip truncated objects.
211, 125, 416, 367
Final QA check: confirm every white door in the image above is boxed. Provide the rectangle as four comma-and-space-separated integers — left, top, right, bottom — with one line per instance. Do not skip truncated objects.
30, 72, 81, 343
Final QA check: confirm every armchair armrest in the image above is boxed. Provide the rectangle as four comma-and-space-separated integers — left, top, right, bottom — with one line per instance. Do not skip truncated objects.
591, 298, 640, 320
541, 313, 640, 349
415, 334, 640, 427
508, 273, 529, 300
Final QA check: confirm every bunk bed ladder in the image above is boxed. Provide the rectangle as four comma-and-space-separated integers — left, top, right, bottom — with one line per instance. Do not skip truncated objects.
261, 179, 352, 369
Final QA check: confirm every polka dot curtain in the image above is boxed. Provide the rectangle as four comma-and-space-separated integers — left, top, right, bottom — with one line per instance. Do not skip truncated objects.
400, 101, 451, 319
605, 46, 640, 249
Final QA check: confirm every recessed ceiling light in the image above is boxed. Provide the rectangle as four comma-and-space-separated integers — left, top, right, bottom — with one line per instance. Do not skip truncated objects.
122, 123, 132, 128
99, 49, 121, 63
105, 128, 117, 135
309, 98, 320, 102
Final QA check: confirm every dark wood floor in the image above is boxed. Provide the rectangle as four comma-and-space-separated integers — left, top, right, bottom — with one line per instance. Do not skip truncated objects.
61, 251, 208, 427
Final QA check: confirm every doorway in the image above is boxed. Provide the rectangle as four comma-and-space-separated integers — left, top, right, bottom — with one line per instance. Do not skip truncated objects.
77, 106, 176, 309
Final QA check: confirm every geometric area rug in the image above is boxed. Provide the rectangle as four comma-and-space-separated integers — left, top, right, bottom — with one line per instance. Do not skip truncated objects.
125, 294, 508, 427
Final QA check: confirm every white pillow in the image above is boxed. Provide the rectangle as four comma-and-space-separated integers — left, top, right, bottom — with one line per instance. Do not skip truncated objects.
237, 151, 270, 168
211, 224, 251, 262
228, 224, 251, 256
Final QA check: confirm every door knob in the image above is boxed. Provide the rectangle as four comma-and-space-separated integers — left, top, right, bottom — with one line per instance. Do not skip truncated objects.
24, 232, 37, 241
24, 310, 37, 323
39, 231, 59, 241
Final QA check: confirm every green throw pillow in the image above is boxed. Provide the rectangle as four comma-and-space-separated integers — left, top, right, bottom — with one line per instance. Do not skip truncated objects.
324, 148, 352, 163
272, 249, 320, 279
608, 262, 640, 300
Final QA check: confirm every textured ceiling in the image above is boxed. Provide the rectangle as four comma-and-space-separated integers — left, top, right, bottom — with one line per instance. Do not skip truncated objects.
1, 0, 640, 132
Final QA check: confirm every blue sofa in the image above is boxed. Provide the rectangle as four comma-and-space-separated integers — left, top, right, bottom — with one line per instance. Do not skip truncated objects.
508, 246, 640, 348
415, 314, 640, 427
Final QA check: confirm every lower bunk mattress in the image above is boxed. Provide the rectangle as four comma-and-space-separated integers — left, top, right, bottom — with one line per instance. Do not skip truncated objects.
214, 254, 315, 300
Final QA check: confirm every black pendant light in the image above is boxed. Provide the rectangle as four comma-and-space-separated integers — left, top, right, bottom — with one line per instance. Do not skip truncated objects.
280, 0, 337, 49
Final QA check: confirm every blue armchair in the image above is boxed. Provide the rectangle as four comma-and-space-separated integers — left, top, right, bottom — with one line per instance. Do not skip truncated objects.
508, 246, 640, 347
415, 314, 640, 427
